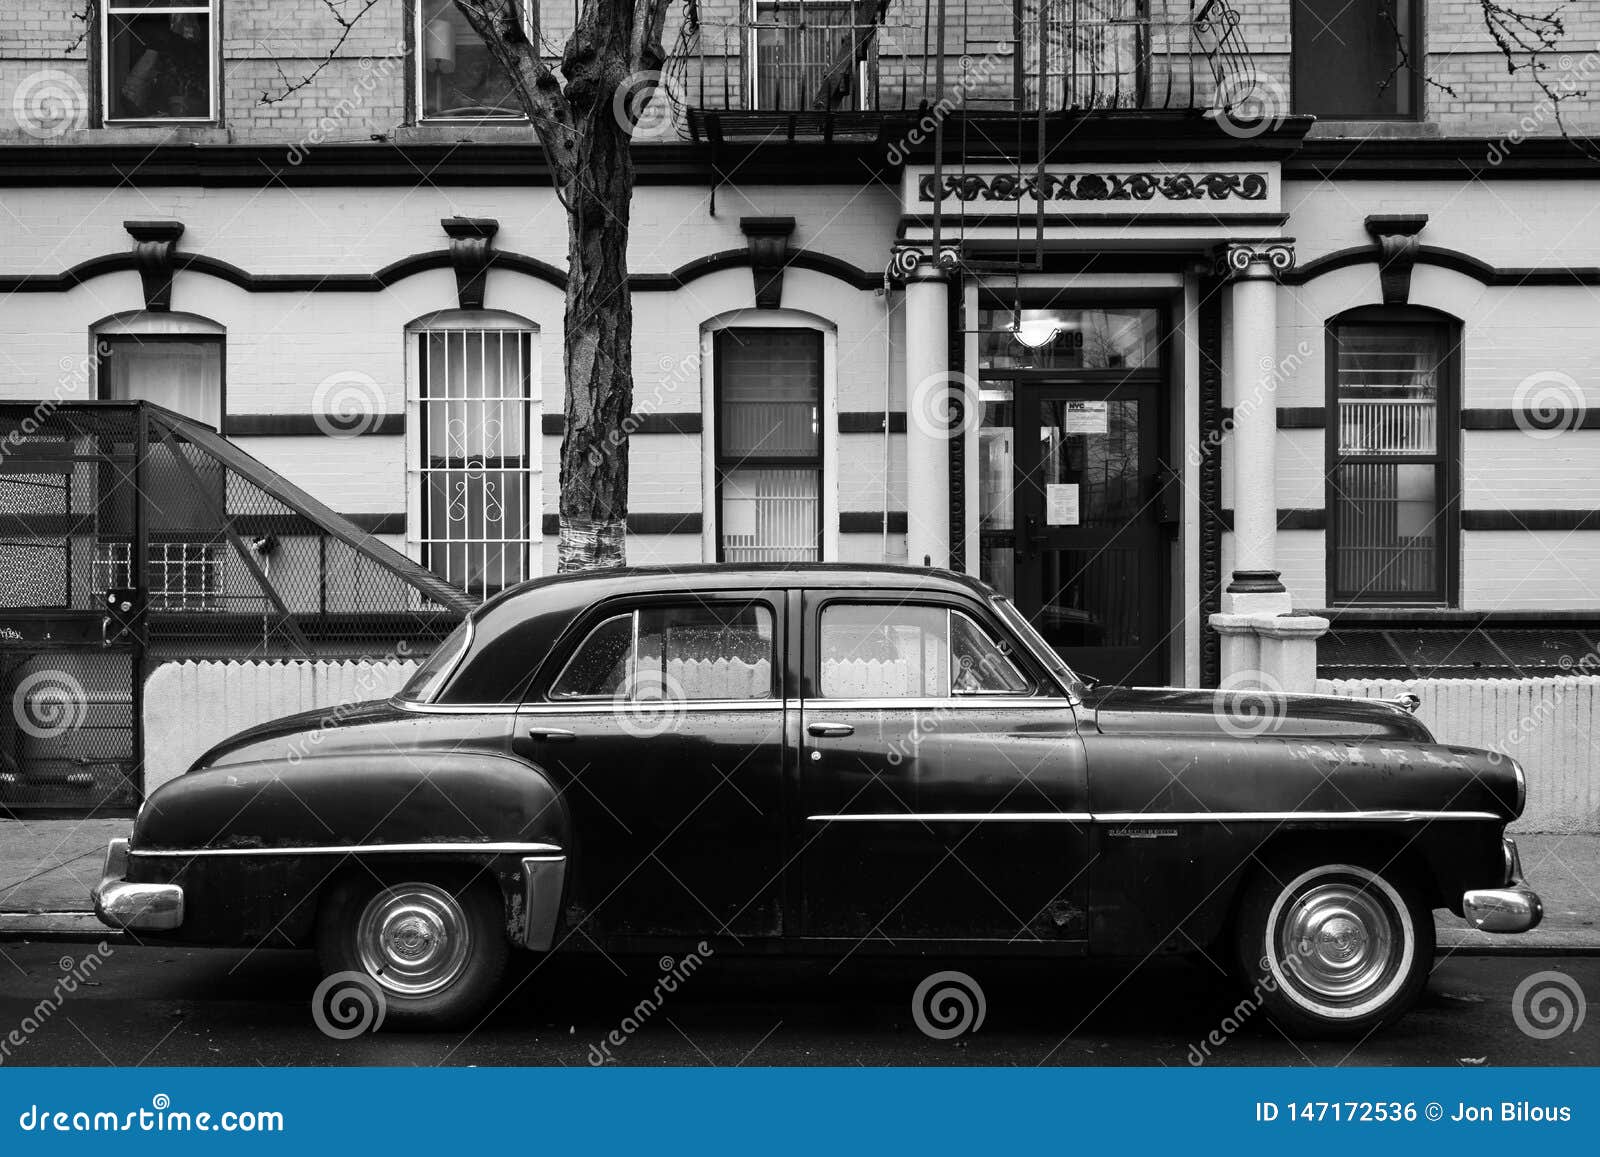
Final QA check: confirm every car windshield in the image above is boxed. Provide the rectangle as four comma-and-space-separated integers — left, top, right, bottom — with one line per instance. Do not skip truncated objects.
992, 596, 1084, 699
395, 620, 472, 703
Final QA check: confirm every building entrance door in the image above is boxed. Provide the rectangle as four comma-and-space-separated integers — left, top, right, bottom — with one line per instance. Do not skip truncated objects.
976, 304, 1171, 687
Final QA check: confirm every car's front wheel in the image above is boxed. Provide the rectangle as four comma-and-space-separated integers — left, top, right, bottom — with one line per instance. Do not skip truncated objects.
316, 871, 508, 1031
1233, 853, 1433, 1038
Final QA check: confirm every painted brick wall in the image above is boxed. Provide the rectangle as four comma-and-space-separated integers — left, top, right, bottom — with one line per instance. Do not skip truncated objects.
5, 1, 1598, 140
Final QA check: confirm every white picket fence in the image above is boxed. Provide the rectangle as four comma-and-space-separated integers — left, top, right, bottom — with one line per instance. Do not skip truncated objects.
143, 660, 418, 793
1317, 678, 1600, 833
646, 657, 771, 700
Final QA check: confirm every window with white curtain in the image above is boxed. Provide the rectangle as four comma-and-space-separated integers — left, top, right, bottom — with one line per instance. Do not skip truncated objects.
714, 328, 822, 563
417, 326, 535, 599
99, 335, 223, 428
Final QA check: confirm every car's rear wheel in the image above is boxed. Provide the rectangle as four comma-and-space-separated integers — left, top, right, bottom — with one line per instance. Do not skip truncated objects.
316, 870, 508, 1031
1233, 854, 1433, 1038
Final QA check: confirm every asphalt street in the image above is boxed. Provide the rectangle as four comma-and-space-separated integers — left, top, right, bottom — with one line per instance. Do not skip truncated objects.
0, 942, 1594, 1067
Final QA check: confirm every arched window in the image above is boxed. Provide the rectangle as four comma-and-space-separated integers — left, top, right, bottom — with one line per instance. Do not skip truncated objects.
95, 312, 224, 429
408, 311, 539, 599
1326, 306, 1460, 605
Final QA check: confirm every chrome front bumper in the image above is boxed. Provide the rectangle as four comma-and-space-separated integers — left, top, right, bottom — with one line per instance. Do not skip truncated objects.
92, 838, 184, 932
1463, 837, 1543, 934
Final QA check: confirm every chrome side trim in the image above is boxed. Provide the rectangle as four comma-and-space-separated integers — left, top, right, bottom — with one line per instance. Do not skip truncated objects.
519, 854, 567, 951
130, 841, 563, 858
806, 810, 1502, 824
803, 697, 1068, 711
1094, 810, 1502, 824
523, 700, 785, 714
809, 813, 1093, 823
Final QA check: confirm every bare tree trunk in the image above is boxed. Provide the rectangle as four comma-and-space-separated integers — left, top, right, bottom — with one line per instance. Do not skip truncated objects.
556, 72, 635, 571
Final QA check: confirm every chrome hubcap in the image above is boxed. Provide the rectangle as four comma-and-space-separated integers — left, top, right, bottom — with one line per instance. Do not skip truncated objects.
356, 883, 471, 997
1278, 881, 1398, 1007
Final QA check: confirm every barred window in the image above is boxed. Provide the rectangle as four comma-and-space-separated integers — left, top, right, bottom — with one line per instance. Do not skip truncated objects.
1327, 313, 1458, 605
417, 326, 535, 600
714, 328, 822, 563
103, 2, 216, 123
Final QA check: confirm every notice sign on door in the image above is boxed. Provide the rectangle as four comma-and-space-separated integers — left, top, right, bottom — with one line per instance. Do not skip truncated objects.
1046, 483, 1080, 526
1061, 400, 1108, 435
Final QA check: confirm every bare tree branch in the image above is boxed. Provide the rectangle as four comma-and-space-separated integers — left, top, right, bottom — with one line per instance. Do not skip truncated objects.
632, 0, 674, 75
454, 0, 582, 201
258, 0, 385, 106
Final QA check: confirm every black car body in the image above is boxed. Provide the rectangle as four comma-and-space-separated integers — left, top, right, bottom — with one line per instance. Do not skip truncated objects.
95, 565, 1541, 1034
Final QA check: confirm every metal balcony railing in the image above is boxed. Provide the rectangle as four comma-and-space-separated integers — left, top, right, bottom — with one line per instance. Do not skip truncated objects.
666, 0, 1260, 137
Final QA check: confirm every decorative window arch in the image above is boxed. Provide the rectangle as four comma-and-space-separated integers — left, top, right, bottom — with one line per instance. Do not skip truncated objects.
1325, 304, 1460, 606
405, 310, 540, 599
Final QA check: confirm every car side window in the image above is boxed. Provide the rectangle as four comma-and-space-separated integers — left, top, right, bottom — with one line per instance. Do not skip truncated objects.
550, 603, 776, 701
818, 604, 1029, 699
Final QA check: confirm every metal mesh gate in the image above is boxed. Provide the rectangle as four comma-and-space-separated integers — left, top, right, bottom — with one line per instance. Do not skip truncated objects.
0, 402, 476, 815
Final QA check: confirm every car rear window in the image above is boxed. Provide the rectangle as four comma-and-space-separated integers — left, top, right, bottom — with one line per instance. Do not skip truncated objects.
550, 603, 776, 701
395, 620, 472, 703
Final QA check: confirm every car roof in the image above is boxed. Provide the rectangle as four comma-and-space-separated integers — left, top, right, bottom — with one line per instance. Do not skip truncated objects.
477, 563, 997, 619
434, 564, 1003, 704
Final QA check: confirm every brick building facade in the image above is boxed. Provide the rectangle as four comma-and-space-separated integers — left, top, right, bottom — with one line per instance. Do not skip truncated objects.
3, 0, 1600, 703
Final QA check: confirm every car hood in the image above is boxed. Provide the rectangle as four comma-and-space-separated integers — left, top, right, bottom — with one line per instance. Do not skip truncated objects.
1084, 685, 1433, 742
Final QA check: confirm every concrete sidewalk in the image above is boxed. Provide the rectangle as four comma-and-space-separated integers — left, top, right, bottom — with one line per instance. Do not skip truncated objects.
1, 818, 1596, 948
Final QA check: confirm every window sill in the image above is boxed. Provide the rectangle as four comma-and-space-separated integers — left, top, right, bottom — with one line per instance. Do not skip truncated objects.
393, 123, 541, 145
10, 125, 229, 146
1303, 119, 1442, 140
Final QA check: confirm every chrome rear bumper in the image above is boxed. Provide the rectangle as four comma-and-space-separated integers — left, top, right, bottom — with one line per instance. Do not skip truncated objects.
92, 838, 184, 932
1462, 836, 1543, 934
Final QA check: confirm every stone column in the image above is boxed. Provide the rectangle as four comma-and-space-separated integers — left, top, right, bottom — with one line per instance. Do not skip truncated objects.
1219, 240, 1294, 616
900, 251, 952, 568
1208, 241, 1329, 690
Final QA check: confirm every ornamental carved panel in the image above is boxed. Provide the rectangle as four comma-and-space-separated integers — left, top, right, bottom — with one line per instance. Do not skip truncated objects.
917, 172, 1269, 204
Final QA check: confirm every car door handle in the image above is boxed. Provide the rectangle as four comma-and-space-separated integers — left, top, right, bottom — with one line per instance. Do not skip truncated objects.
807, 721, 855, 738
526, 726, 576, 743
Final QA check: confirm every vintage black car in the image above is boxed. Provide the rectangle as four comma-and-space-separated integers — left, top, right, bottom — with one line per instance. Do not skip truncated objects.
95, 565, 1541, 1035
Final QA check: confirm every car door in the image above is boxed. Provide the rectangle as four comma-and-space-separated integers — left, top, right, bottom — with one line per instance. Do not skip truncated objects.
514, 591, 789, 942
796, 590, 1092, 944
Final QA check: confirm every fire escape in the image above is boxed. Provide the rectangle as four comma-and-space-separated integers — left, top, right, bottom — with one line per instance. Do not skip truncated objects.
664, 0, 1261, 143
